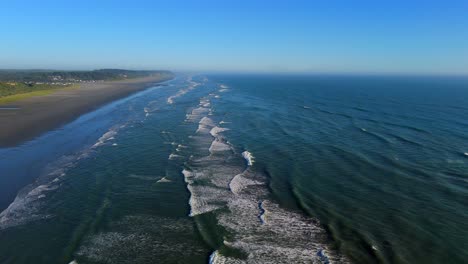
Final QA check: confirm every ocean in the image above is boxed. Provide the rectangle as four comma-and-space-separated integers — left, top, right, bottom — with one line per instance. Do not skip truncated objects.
0, 74, 467, 263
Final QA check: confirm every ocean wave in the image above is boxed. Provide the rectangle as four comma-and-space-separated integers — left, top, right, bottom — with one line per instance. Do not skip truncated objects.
0, 125, 125, 230
219, 84, 229, 92
210, 126, 229, 137
209, 250, 245, 264
241, 151, 254, 166
92, 128, 118, 148
157, 177, 172, 183
182, 95, 350, 263
0, 183, 57, 230
167, 77, 201, 104
228, 170, 263, 196
209, 139, 231, 153
185, 106, 210, 122
168, 153, 183, 160
75, 215, 206, 263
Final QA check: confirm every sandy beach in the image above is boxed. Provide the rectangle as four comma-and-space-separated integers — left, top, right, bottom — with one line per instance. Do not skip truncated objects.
0, 75, 173, 147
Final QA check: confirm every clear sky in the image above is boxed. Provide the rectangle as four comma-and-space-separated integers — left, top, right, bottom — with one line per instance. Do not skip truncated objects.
1, 0, 467, 74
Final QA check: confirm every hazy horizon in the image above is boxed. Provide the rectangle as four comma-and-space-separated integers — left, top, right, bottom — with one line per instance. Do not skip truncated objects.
1, 0, 467, 75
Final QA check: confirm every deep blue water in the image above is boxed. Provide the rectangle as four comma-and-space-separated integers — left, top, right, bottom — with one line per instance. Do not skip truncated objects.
0, 74, 467, 263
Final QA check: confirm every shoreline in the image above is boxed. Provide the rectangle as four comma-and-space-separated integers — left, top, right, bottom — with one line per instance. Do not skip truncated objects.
0, 74, 173, 147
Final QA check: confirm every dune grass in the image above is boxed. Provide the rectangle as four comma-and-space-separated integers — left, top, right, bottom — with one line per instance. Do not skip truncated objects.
0, 84, 80, 104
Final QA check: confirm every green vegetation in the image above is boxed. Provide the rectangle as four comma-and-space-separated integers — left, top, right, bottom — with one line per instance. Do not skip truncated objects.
0, 83, 79, 104
0, 69, 173, 104
0, 69, 173, 83
0, 82, 71, 97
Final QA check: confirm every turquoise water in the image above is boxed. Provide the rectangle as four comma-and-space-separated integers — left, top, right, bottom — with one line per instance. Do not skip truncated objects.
0, 74, 467, 263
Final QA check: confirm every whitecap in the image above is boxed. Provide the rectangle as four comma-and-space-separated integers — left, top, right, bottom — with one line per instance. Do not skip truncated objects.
210, 126, 229, 137
169, 154, 183, 160
157, 177, 172, 183
209, 140, 231, 153
92, 129, 118, 148
242, 151, 254, 166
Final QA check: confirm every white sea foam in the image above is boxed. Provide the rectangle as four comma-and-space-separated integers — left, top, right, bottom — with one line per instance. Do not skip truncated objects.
75, 215, 206, 263
210, 126, 229, 137
167, 77, 200, 104
169, 154, 183, 160
209, 250, 246, 264
0, 182, 58, 230
218, 84, 229, 93
181, 93, 349, 263
242, 151, 254, 166
92, 129, 118, 148
157, 177, 172, 183
185, 106, 210, 122
0, 122, 135, 230
229, 171, 262, 195
209, 139, 231, 153
200, 116, 215, 127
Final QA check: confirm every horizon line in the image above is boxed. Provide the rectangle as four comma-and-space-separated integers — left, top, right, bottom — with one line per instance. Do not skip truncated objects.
0, 68, 467, 78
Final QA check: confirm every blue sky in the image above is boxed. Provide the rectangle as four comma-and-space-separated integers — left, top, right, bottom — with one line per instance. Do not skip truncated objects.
1, 0, 467, 74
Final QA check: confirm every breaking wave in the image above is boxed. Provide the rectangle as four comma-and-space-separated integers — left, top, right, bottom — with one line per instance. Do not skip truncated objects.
167, 77, 201, 104
182, 92, 350, 263
0, 125, 124, 230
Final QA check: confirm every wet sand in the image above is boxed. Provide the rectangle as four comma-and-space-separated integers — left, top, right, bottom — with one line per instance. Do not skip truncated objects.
0, 75, 173, 147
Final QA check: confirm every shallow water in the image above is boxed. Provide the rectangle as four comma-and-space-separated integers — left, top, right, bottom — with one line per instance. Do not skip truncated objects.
0, 74, 467, 263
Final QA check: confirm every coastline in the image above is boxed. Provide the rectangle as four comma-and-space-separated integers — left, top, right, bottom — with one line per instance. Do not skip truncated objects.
0, 74, 173, 147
